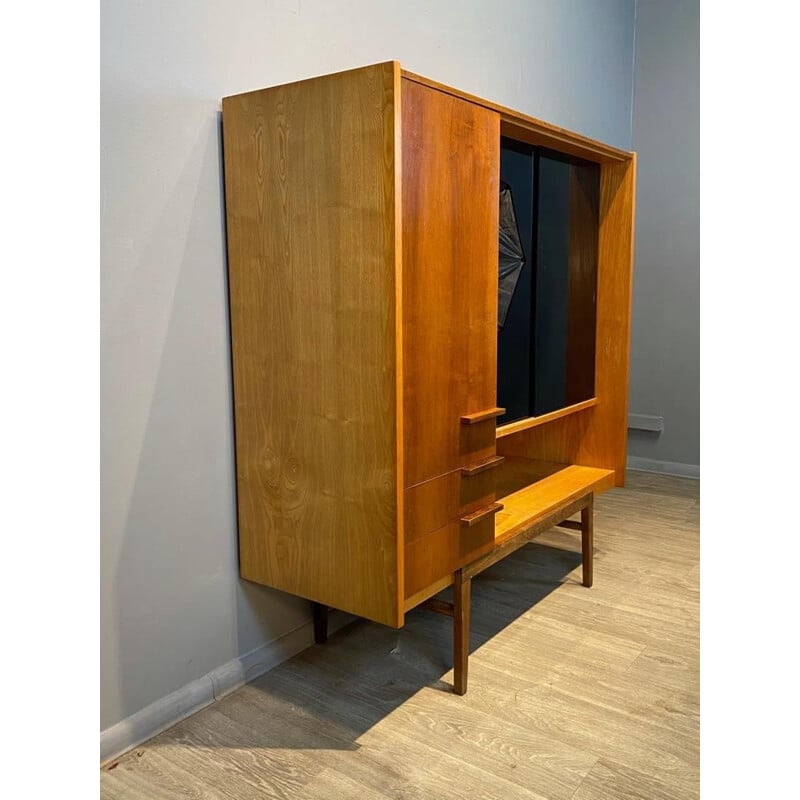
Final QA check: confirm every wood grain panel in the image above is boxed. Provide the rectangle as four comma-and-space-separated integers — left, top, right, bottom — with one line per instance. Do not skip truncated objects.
565, 163, 600, 404
577, 156, 636, 485
494, 460, 614, 544
463, 493, 591, 581
401, 69, 630, 163
460, 407, 506, 424
460, 454, 505, 476
497, 405, 593, 465
404, 516, 494, 598
405, 469, 495, 546
401, 78, 501, 487
494, 457, 574, 498
496, 398, 598, 439
460, 502, 504, 527
222, 62, 403, 626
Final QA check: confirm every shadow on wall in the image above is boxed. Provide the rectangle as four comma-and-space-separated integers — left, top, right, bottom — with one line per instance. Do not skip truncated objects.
107, 108, 309, 728
131, 541, 583, 751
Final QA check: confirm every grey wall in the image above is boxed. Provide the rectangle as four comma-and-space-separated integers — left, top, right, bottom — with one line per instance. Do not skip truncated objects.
101, 0, 636, 731
628, 0, 700, 470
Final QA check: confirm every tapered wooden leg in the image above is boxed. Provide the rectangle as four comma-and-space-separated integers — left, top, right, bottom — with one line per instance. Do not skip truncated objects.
453, 570, 471, 695
581, 495, 594, 588
312, 602, 328, 644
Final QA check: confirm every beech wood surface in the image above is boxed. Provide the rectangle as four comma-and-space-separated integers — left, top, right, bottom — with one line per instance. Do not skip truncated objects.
494, 460, 614, 544
460, 455, 506, 477
463, 494, 590, 581
497, 157, 636, 487
222, 62, 403, 626
564, 163, 600, 405
578, 156, 637, 485
461, 407, 507, 425
460, 502, 504, 528
404, 514, 495, 599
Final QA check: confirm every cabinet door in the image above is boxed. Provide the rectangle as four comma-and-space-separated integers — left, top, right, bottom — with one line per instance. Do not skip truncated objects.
402, 79, 501, 488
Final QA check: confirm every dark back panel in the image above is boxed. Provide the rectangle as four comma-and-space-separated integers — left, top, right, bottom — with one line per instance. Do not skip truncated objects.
497, 139, 535, 424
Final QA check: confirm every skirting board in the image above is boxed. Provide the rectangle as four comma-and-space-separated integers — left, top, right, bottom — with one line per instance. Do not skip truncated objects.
100, 609, 354, 765
627, 455, 700, 480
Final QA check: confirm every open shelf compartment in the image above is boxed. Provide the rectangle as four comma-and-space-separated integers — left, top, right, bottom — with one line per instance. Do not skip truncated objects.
493, 457, 614, 545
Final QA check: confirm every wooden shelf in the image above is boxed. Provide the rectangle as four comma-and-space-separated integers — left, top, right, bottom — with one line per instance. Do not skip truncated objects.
494, 457, 614, 545
496, 398, 598, 439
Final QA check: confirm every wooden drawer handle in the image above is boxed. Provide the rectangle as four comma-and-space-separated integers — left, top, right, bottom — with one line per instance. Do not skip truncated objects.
460, 455, 505, 477
460, 502, 504, 528
460, 407, 506, 424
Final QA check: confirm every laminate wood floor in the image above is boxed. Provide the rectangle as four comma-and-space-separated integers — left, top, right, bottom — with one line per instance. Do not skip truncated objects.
101, 471, 699, 799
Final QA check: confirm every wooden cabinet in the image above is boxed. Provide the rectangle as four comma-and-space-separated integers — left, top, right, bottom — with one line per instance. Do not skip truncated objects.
222, 62, 635, 636
402, 79, 500, 488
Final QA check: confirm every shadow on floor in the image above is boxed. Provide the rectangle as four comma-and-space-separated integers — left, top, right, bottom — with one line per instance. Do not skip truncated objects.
158, 541, 583, 752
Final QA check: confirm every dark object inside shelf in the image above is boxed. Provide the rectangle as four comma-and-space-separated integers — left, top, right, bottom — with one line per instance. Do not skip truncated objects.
498, 181, 526, 329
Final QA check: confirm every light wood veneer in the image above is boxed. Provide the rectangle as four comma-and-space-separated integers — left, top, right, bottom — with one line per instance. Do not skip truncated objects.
223, 62, 403, 626
222, 61, 636, 632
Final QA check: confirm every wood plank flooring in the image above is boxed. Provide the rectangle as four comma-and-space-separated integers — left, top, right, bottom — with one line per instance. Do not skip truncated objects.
101, 471, 699, 799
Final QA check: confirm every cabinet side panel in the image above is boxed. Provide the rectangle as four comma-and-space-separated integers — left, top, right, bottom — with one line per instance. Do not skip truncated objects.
222, 63, 401, 626
577, 156, 636, 485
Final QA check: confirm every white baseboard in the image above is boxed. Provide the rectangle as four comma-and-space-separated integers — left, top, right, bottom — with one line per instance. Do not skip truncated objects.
100, 609, 353, 765
627, 456, 700, 479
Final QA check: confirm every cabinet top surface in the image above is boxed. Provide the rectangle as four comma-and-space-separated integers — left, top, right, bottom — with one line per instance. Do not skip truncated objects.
222, 61, 634, 165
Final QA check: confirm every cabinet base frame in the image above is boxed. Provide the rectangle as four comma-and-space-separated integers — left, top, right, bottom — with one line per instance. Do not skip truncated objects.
419, 492, 594, 694
311, 493, 593, 695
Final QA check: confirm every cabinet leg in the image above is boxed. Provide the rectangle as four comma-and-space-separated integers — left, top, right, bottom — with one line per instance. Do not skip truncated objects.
312, 602, 328, 644
581, 495, 594, 588
453, 570, 471, 695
